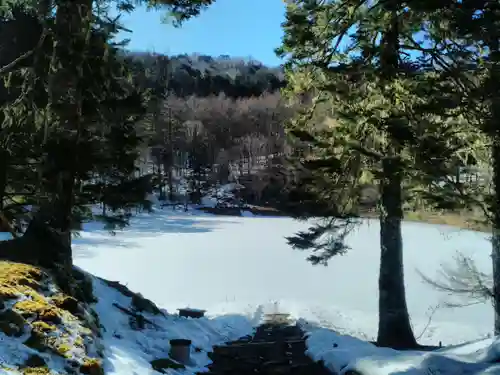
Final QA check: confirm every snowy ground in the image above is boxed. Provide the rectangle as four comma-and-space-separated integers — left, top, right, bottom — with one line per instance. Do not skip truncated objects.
74, 208, 492, 344
1, 205, 497, 374
69, 206, 500, 374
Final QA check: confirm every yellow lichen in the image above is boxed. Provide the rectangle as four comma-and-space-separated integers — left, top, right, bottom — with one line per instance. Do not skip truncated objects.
22, 367, 51, 375
31, 321, 56, 334
74, 336, 84, 348
55, 343, 72, 357
0, 262, 43, 296
14, 300, 61, 324
0, 285, 19, 299
0, 261, 102, 374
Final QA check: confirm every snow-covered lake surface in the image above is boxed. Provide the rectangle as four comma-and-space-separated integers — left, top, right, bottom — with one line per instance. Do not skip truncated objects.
73, 208, 492, 345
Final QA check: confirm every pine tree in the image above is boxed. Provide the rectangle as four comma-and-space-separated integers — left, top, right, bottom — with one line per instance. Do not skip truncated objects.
0, 0, 214, 284
277, 0, 477, 348
409, 0, 500, 335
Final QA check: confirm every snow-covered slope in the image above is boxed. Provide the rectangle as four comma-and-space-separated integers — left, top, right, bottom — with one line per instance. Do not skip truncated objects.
0, 260, 257, 375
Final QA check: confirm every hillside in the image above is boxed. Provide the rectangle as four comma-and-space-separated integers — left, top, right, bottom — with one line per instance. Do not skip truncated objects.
126, 52, 286, 98
0, 259, 253, 375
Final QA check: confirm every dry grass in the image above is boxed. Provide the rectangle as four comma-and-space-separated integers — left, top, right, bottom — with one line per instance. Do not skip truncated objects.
404, 210, 489, 232
362, 209, 489, 233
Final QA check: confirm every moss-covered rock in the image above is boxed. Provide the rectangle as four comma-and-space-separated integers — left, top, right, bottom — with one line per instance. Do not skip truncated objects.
0, 261, 105, 375
0, 262, 44, 300
50, 294, 80, 315
0, 308, 26, 336
21, 367, 51, 375
14, 299, 62, 324
23, 329, 49, 352
79, 358, 104, 375
31, 321, 57, 335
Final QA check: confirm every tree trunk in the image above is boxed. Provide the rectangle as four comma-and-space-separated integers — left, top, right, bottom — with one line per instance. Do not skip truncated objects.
46, 0, 94, 270
157, 160, 166, 200
377, 157, 417, 348
376, 0, 416, 349
167, 116, 174, 201
492, 140, 500, 335
0, 150, 7, 211
486, 36, 500, 336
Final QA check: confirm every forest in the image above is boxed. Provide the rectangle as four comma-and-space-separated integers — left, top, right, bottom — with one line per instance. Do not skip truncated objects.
0, 0, 499, 354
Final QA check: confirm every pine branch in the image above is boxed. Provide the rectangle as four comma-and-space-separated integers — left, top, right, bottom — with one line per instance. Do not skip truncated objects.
0, 28, 48, 76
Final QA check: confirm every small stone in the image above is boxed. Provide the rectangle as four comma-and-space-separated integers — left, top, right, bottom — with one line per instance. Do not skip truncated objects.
24, 354, 46, 367
80, 358, 104, 375
0, 309, 26, 337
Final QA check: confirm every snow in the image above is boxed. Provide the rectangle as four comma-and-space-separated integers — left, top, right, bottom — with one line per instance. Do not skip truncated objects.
1, 203, 499, 374
74, 210, 492, 345
90, 273, 259, 375
304, 326, 500, 374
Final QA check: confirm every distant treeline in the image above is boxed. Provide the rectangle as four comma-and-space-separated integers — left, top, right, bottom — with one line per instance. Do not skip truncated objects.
127, 51, 286, 98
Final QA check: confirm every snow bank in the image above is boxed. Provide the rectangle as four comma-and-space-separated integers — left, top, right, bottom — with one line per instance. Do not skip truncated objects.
89, 272, 258, 375
304, 326, 500, 375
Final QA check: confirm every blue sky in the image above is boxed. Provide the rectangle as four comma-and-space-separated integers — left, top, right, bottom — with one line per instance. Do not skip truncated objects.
117, 0, 286, 66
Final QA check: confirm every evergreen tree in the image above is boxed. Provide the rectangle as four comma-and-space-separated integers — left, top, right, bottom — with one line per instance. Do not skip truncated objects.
407, 0, 500, 334
0, 0, 214, 286
277, 0, 476, 348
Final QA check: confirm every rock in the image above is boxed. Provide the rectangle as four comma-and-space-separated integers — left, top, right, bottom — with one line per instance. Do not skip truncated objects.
131, 293, 161, 315
24, 330, 47, 352
151, 358, 185, 373
51, 295, 80, 315
0, 309, 26, 337
79, 358, 104, 375
100, 279, 135, 298
72, 268, 96, 303
23, 354, 46, 367
179, 308, 205, 319
0, 296, 5, 310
